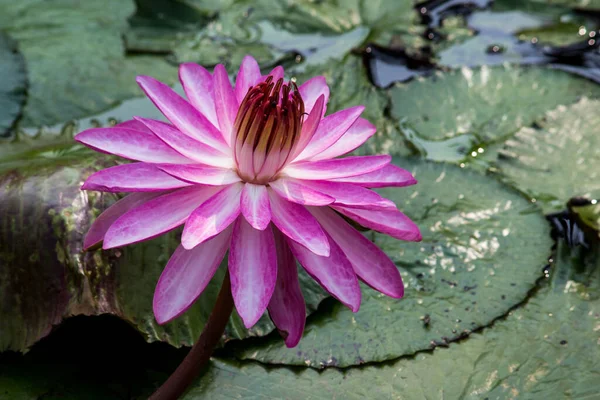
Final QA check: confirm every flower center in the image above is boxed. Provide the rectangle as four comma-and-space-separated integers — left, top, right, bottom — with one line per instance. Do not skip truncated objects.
232, 76, 305, 184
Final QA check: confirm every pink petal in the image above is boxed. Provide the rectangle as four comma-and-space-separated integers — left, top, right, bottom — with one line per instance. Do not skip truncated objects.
266, 65, 284, 81
75, 127, 191, 164
331, 164, 417, 188
156, 164, 241, 186
283, 155, 391, 180
241, 183, 271, 230
287, 232, 361, 312
269, 178, 334, 206
298, 76, 329, 116
135, 117, 233, 168
309, 118, 376, 161
103, 186, 221, 249
153, 227, 232, 324
213, 64, 238, 144
310, 207, 404, 298
136, 75, 228, 153
235, 55, 262, 104
83, 192, 160, 250
116, 119, 153, 134
292, 180, 395, 210
295, 105, 364, 162
332, 205, 422, 242
82, 163, 191, 192
267, 229, 306, 348
267, 189, 329, 257
229, 218, 277, 328
289, 95, 324, 161
179, 63, 219, 128
181, 183, 243, 249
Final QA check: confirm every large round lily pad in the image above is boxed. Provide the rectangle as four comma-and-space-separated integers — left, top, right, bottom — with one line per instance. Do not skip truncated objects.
1, 237, 597, 399
185, 237, 600, 399
0, 0, 176, 127
0, 32, 26, 136
495, 97, 600, 213
390, 65, 600, 146
231, 157, 553, 367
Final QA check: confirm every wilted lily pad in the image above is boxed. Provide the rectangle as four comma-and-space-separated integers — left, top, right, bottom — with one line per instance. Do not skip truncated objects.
495, 97, 600, 213
0, 32, 26, 136
0, 0, 176, 127
390, 65, 600, 162
232, 157, 553, 367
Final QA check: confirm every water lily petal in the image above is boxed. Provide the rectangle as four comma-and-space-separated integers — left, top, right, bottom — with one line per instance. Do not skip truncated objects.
83, 192, 161, 250
266, 65, 284, 81
179, 62, 219, 128
235, 55, 262, 104
298, 76, 329, 116
310, 207, 404, 298
268, 229, 306, 348
82, 163, 191, 192
332, 205, 422, 242
229, 218, 277, 328
182, 183, 243, 249
284, 155, 391, 180
75, 127, 191, 164
267, 189, 329, 256
293, 180, 394, 210
269, 178, 334, 206
213, 64, 239, 145
241, 183, 271, 230
135, 117, 233, 168
116, 119, 153, 134
289, 95, 324, 161
295, 105, 364, 161
331, 163, 417, 188
136, 75, 228, 153
287, 232, 361, 312
153, 226, 232, 324
157, 164, 241, 186
309, 118, 376, 161
103, 186, 221, 249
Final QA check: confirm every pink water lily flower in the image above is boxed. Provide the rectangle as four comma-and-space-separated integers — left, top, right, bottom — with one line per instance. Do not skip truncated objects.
76, 55, 421, 348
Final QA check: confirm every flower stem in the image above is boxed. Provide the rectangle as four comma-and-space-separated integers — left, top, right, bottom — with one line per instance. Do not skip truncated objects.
149, 271, 233, 400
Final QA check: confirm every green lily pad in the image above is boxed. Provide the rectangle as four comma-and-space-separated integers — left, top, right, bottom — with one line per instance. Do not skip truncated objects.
390, 65, 600, 163
0, 32, 26, 136
126, 0, 417, 71
482, 0, 598, 46
527, 0, 600, 10
291, 55, 411, 157
0, 0, 176, 127
231, 157, 553, 367
185, 236, 600, 399
495, 97, 600, 213
1, 238, 597, 399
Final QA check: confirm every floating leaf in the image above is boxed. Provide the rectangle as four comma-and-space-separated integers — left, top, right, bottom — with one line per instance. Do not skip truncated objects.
495, 98, 600, 213
126, 0, 417, 71
390, 65, 600, 162
185, 237, 600, 399
0, 0, 176, 127
0, 32, 26, 136
232, 158, 553, 367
